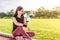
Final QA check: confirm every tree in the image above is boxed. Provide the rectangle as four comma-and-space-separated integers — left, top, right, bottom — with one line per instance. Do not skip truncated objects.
7, 9, 14, 18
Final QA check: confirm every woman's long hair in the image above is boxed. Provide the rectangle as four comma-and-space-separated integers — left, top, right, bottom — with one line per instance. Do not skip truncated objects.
13, 6, 23, 17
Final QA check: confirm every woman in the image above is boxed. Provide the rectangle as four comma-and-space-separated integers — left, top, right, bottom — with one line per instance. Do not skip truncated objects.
12, 6, 35, 40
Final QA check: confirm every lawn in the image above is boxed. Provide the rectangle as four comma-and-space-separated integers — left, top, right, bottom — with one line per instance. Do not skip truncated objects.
0, 19, 60, 40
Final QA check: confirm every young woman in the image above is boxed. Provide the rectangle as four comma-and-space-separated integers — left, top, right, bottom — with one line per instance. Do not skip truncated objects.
12, 6, 35, 40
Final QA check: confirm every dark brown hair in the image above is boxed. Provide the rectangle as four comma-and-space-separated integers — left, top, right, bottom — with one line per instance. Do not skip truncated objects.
13, 6, 23, 17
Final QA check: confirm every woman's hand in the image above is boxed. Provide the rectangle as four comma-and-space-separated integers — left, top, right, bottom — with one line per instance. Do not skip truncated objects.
17, 23, 23, 26
27, 26, 31, 32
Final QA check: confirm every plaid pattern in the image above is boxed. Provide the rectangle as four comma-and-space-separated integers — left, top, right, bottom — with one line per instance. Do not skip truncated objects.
12, 26, 35, 39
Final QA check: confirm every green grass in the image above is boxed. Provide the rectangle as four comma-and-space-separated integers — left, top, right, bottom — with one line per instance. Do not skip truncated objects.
0, 19, 60, 40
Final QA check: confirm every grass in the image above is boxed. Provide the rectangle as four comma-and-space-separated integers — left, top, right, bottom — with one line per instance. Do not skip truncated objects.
0, 19, 60, 40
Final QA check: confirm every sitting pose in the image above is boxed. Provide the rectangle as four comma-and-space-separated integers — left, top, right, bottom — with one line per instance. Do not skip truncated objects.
12, 6, 35, 40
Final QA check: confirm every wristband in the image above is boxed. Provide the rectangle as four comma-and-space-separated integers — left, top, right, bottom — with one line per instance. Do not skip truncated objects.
23, 24, 27, 27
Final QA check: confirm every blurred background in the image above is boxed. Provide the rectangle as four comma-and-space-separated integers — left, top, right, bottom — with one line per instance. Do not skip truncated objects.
0, 0, 60, 40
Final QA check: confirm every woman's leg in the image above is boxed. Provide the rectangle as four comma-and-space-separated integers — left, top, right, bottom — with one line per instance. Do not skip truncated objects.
12, 26, 30, 38
26, 32, 35, 37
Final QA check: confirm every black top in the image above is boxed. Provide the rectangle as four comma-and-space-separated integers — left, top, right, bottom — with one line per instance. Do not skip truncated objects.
12, 15, 24, 32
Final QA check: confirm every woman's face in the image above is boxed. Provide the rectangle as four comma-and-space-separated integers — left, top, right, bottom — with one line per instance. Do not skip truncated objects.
17, 9, 24, 15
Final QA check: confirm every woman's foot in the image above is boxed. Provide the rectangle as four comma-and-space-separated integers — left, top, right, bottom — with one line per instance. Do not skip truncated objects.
15, 36, 24, 40
24, 38, 32, 40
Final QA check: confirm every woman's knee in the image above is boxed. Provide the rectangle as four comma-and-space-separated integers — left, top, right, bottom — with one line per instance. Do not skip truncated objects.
26, 32, 35, 37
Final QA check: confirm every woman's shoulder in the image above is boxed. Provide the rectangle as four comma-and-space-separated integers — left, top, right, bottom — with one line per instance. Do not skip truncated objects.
13, 16, 17, 18
12, 16, 17, 20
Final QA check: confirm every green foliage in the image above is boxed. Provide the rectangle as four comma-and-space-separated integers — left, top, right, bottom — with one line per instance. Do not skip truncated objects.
0, 7, 60, 19
0, 9, 14, 18
34, 7, 59, 18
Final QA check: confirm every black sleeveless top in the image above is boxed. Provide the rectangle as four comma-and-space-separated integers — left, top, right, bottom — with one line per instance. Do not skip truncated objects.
12, 15, 24, 32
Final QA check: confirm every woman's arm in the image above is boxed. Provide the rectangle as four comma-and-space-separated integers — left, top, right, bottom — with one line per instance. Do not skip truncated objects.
24, 17, 31, 32
13, 17, 23, 26
27, 26, 31, 32
24, 17, 27, 25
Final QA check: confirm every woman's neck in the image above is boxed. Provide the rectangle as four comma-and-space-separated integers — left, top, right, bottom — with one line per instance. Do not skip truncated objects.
17, 15, 21, 18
